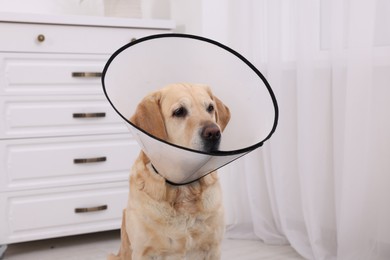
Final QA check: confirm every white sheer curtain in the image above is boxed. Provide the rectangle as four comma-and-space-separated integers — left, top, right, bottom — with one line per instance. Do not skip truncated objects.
200, 0, 390, 259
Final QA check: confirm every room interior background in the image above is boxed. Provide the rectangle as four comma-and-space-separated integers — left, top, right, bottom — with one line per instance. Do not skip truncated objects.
201, 1, 390, 260
1, 0, 389, 259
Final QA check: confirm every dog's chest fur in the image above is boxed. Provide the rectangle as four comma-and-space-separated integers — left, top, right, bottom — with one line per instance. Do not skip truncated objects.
126, 153, 224, 257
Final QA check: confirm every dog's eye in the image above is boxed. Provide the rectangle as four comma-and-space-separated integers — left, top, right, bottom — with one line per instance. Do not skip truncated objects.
172, 107, 187, 118
207, 104, 214, 113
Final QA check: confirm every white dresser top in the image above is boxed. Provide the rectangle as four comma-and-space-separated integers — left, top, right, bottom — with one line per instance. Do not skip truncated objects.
0, 12, 175, 30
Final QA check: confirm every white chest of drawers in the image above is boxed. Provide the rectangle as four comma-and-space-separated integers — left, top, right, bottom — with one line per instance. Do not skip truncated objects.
0, 13, 174, 250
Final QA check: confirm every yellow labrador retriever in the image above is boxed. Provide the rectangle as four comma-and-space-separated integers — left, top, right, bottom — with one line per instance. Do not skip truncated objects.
108, 83, 230, 259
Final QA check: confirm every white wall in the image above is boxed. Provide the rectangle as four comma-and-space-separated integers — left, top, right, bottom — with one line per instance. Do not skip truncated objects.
0, 0, 171, 19
0, 0, 105, 16
0, 0, 231, 40
170, 0, 202, 34
169, 0, 229, 42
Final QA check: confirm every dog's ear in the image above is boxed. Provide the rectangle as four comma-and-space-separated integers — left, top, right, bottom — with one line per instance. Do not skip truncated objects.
213, 95, 231, 132
130, 91, 168, 140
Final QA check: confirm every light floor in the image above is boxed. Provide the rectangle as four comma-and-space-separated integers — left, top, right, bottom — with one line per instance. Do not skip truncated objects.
2, 230, 304, 260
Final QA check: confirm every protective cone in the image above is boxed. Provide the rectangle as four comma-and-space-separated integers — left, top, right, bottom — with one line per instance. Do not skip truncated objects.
102, 34, 278, 185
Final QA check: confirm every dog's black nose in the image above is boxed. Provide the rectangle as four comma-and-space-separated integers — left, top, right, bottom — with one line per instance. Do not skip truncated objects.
202, 124, 221, 143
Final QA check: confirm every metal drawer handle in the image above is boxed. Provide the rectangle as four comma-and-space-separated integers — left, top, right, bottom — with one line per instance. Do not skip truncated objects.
73, 112, 106, 118
75, 205, 108, 213
74, 157, 107, 164
72, 72, 102, 78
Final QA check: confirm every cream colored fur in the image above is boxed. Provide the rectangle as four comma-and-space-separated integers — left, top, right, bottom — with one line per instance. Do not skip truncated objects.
108, 83, 230, 259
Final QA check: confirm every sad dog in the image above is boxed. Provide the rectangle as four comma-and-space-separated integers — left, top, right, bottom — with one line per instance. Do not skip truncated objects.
108, 83, 230, 259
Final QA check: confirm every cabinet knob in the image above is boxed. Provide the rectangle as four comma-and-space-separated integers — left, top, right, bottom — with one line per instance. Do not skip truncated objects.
37, 34, 45, 42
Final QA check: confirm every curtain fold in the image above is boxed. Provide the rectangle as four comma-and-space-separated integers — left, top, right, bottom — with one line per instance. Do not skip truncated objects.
210, 0, 390, 259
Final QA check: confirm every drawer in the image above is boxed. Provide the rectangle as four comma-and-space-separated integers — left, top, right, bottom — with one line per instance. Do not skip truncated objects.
0, 134, 139, 191
0, 22, 165, 54
0, 53, 108, 96
0, 182, 128, 244
0, 95, 129, 139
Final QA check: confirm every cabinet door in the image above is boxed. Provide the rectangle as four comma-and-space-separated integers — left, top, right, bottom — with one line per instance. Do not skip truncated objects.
0, 95, 130, 139
0, 22, 166, 54
0, 53, 108, 96
0, 182, 128, 244
0, 134, 139, 191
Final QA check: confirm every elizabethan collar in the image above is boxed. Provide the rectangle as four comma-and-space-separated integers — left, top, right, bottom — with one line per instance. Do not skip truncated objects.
102, 34, 278, 185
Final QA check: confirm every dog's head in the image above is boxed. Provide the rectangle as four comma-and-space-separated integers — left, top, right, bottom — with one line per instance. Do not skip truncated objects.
130, 83, 230, 152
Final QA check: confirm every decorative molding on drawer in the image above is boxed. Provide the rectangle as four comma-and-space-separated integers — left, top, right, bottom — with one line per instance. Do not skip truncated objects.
0, 134, 138, 191
0, 22, 166, 54
0, 53, 108, 96
0, 182, 128, 244
0, 95, 129, 139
